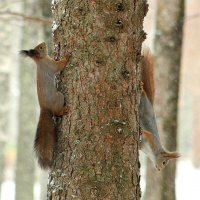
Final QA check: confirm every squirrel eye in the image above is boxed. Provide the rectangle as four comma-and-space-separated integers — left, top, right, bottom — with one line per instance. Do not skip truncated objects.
162, 161, 166, 165
40, 46, 43, 49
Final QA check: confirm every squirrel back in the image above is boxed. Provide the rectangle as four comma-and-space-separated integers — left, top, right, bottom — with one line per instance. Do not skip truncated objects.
141, 49, 155, 104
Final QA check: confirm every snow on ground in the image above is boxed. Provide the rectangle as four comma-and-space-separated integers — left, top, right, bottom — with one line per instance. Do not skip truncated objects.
176, 160, 200, 200
1, 181, 14, 200
1, 160, 200, 200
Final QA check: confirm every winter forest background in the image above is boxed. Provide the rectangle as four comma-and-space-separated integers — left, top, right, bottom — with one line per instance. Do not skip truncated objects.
0, 0, 200, 199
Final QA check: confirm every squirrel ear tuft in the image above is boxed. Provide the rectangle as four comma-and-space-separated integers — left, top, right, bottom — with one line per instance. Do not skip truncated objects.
162, 151, 181, 159
20, 50, 29, 57
20, 49, 39, 57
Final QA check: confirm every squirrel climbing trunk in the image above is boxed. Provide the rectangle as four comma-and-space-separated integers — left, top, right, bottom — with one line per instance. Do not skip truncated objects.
34, 109, 55, 169
20, 42, 70, 170
139, 49, 180, 171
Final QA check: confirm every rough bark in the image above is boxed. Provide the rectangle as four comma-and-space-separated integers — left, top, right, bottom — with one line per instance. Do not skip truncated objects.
47, 0, 148, 199
144, 0, 185, 200
15, 1, 41, 200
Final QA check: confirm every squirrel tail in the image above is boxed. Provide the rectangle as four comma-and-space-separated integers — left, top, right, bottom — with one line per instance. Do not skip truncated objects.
141, 49, 155, 104
34, 109, 55, 169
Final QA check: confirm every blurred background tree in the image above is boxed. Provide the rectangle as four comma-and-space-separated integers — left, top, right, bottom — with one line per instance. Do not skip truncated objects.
15, 0, 41, 199
0, 73, 9, 196
144, 0, 185, 200
0, 0, 51, 199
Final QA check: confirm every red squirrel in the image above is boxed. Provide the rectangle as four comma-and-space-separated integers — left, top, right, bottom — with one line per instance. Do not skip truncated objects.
20, 42, 70, 169
139, 50, 180, 171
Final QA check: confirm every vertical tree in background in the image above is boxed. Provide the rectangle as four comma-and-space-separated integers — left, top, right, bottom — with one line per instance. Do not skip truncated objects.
0, 73, 9, 195
144, 0, 185, 200
47, 0, 147, 199
15, 1, 41, 200
0, 0, 23, 197
39, 0, 53, 50
192, 98, 200, 167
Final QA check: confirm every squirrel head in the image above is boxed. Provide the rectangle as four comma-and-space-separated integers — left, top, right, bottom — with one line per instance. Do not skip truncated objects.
34, 42, 48, 58
20, 42, 48, 59
155, 151, 181, 171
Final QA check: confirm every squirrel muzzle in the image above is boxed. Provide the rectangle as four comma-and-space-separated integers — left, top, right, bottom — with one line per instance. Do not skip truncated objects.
20, 49, 39, 58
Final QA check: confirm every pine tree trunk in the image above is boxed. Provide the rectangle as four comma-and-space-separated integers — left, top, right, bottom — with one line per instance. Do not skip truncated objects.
47, 0, 148, 199
144, 1, 185, 200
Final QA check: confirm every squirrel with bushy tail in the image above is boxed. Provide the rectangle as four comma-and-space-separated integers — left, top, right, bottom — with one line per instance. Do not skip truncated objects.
20, 42, 70, 169
139, 50, 180, 171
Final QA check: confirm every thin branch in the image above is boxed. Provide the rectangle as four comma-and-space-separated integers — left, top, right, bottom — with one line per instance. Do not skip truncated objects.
0, 10, 52, 25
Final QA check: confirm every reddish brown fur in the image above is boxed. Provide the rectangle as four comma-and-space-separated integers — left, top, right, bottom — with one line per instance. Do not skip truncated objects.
20, 42, 70, 169
161, 151, 180, 159
141, 49, 155, 104
140, 49, 180, 170
34, 109, 55, 169
142, 130, 157, 150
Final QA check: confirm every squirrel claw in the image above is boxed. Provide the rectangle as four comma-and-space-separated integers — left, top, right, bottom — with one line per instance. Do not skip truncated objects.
62, 105, 70, 115
54, 106, 69, 116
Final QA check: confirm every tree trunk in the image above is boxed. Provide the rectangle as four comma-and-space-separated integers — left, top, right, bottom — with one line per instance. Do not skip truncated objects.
144, 0, 185, 200
47, 0, 148, 199
192, 98, 200, 167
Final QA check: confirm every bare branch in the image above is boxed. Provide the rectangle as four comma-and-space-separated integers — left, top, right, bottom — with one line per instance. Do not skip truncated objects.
0, 10, 52, 25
